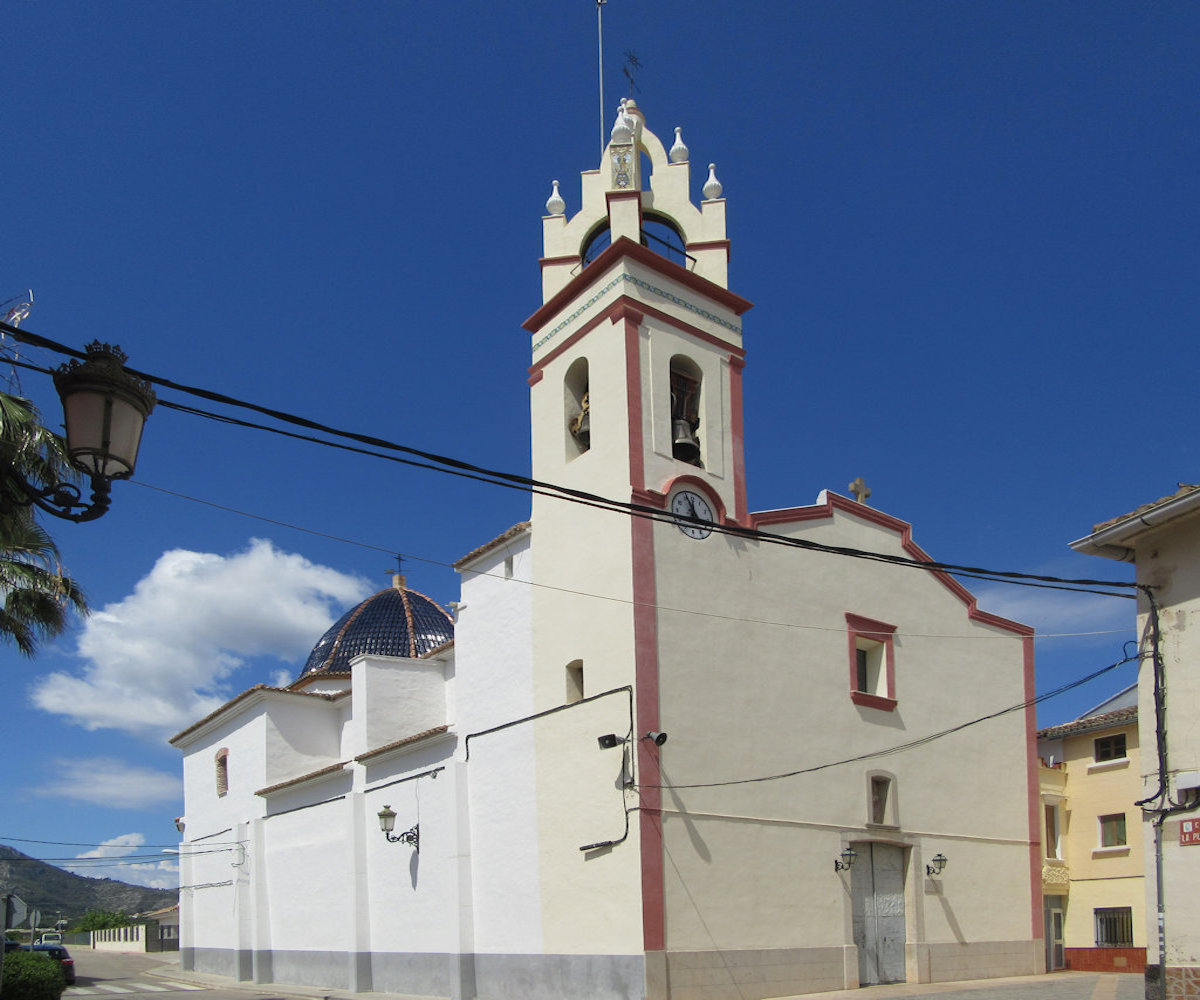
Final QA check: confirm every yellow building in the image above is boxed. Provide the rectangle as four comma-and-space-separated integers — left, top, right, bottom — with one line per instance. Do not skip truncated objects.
1038, 686, 1145, 975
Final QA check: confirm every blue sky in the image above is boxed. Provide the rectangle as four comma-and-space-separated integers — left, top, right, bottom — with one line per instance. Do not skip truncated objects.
1, 2, 1194, 891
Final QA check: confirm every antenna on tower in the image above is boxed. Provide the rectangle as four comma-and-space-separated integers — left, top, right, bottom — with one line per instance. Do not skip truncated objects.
622, 50, 642, 97
596, 0, 607, 156
0, 289, 33, 393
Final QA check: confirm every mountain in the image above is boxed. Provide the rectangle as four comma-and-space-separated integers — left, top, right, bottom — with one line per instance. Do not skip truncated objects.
0, 846, 176, 922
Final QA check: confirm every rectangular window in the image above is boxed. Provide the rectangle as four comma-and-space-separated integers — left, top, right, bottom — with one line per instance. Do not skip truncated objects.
1094, 907, 1133, 947
1099, 813, 1127, 848
1095, 734, 1127, 762
1044, 804, 1061, 859
565, 661, 584, 705
870, 776, 891, 826
845, 613, 897, 711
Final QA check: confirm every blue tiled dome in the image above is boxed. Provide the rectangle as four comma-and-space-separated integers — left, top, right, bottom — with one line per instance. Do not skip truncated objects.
300, 580, 454, 677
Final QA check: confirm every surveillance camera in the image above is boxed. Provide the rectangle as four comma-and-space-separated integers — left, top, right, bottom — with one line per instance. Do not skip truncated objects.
597, 734, 623, 750
645, 731, 668, 747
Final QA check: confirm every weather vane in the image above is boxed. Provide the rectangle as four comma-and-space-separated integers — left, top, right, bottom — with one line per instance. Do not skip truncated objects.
623, 50, 642, 97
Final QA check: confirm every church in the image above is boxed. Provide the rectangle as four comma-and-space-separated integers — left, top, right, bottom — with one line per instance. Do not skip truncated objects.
171, 100, 1043, 1000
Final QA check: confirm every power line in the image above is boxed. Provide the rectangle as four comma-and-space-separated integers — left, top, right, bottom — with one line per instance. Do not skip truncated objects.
637, 651, 1141, 790
130, 478, 1133, 642
0, 322, 1139, 599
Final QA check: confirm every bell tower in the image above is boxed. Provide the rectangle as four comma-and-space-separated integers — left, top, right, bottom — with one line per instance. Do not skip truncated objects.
524, 98, 752, 525
519, 102, 753, 965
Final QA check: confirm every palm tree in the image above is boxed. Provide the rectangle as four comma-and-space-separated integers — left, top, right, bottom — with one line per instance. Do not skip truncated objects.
0, 392, 88, 655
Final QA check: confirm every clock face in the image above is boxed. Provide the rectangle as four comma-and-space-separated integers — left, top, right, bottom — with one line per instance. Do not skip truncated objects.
671, 490, 714, 539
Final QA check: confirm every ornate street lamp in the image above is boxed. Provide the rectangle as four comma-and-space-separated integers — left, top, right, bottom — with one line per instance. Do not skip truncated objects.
4, 341, 155, 522
377, 805, 419, 852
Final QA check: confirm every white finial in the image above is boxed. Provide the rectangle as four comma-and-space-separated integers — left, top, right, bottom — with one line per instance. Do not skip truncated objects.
545, 179, 565, 216
669, 127, 689, 163
702, 163, 723, 200
610, 97, 634, 144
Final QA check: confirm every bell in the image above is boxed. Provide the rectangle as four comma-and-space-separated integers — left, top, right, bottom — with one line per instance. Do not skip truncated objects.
570, 409, 590, 447
672, 419, 701, 464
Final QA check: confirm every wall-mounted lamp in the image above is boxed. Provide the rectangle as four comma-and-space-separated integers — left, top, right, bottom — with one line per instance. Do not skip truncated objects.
642, 731, 668, 747
173, 817, 185, 835
597, 733, 628, 750
834, 846, 857, 872
1, 342, 156, 522
378, 805, 419, 852
926, 853, 948, 877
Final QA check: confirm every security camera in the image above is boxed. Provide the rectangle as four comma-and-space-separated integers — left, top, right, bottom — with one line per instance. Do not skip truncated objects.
644, 731, 668, 747
597, 734, 624, 750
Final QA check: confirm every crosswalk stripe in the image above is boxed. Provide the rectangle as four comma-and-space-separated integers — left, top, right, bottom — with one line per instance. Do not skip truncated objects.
66, 982, 206, 996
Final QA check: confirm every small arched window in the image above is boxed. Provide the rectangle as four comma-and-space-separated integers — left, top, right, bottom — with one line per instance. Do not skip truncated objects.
565, 356, 590, 457
565, 659, 585, 704
215, 748, 229, 797
669, 355, 703, 467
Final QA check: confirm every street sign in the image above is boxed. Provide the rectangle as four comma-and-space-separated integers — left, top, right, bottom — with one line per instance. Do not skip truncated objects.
1181, 819, 1200, 846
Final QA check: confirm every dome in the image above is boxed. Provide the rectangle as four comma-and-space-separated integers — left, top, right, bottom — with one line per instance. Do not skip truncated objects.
300, 578, 454, 678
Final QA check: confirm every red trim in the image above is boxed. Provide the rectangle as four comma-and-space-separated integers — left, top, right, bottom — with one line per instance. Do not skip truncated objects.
685, 239, 731, 254
523, 236, 753, 333
635, 475, 730, 525
850, 692, 898, 712
1023, 634, 1043, 942
753, 493, 1034, 637
729, 355, 748, 524
631, 501, 664, 951
527, 368, 544, 387
845, 612, 898, 711
624, 309, 646, 493
539, 254, 581, 271
530, 290, 744, 379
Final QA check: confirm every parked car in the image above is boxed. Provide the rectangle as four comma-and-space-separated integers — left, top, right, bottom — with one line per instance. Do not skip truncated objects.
3, 939, 20, 953
21, 943, 75, 984
38, 932, 63, 945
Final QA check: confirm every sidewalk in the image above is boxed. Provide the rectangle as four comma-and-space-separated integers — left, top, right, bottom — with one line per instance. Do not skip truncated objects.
149, 957, 1144, 1000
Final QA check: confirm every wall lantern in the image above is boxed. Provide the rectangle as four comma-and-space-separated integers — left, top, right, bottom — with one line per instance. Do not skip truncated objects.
3, 341, 156, 522
173, 817, 185, 835
834, 846, 857, 872
378, 805, 419, 852
926, 853, 948, 877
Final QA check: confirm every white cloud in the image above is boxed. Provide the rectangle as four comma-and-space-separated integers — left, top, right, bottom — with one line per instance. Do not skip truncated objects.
974, 584, 1136, 637
32, 539, 369, 739
32, 758, 181, 809
64, 834, 180, 890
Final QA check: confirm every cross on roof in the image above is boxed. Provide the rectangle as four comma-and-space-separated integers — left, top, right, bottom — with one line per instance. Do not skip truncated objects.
848, 477, 871, 505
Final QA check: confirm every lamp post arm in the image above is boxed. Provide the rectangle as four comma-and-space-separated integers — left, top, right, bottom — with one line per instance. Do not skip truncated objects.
1, 465, 112, 523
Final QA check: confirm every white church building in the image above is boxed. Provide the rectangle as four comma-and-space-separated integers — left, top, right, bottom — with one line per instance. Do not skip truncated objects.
171, 100, 1044, 1000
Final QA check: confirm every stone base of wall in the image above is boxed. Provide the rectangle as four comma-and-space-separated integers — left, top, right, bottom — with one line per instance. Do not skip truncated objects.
1065, 947, 1146, 973
181, 947, 646, 1000
661, 946, 848, 1000
181, 943, 1048, 1000
923, 940, 1045, 984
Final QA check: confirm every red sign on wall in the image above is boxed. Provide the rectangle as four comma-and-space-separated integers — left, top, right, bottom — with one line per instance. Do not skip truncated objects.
1180, 819, 1200, 846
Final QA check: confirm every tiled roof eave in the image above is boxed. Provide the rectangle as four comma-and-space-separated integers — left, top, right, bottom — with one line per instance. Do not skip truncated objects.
1037, 706, 1138, 740
355, 725, 452, 764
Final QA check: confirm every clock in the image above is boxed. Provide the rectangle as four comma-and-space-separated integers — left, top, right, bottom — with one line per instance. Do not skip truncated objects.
671, 490, 714, 539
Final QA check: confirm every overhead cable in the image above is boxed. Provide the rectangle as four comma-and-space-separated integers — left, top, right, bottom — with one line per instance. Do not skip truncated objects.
0, 321, 1139, 599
